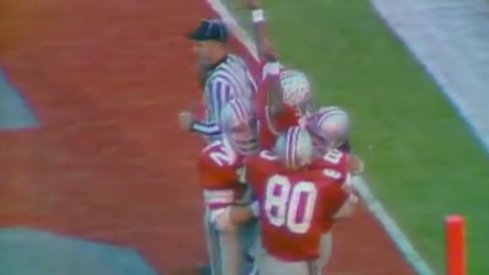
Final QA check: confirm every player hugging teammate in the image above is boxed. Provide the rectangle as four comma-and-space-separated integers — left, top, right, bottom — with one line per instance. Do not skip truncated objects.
180, 0, 363, 274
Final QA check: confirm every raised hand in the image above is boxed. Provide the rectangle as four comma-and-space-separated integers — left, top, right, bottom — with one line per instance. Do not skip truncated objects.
178, 110, 195, 131
348, 154, 365, 175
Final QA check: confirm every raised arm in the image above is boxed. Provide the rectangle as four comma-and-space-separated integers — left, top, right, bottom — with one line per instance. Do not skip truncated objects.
245, 0, 275, 62
245, 0, 285, 118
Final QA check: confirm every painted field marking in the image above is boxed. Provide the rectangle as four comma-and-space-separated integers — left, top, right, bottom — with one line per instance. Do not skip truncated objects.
370, 0, 489, 154
0, 69, 38, 130
205, 0, 435, 274
0, 227, 157, 275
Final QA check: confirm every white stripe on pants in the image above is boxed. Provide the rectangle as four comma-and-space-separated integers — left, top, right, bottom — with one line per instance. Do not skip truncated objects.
205, 211, 259, 275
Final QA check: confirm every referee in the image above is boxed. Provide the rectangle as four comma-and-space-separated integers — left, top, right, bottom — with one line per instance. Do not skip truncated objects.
179, 19, 257, 142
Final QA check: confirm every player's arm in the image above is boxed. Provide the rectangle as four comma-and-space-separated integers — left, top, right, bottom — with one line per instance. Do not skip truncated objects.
179, 110, 221, 136
228, 200, 259, 225
204, 186, 250, 232
320, 185, 351, 220
245, 0, 275, 62
190, 121, 221, 136
245, 0, 285, 118
207, 197, 260, 231
333, 193, 358, 219
266, 66, 286, 123
334, 177, 359, 219
223, 156, 263, 224
320, 170, 358, 219
206, 188, 258, 229
347, 153, 365, 175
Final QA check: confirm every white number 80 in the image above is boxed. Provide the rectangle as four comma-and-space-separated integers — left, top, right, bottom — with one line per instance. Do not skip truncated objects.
264, 175, 318, 234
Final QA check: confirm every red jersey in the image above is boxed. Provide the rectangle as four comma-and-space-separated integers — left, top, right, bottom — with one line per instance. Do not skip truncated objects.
246, 151, 348, 261
198, 140, 247, 210
255, 66, 300, 150
310, 149, 350, 182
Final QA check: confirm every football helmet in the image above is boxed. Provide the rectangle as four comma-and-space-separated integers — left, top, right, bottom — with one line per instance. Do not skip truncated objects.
220, 98, 259, 155
309, 106, 350, 150
280, 69, 312, 115
274, 126, 314, 170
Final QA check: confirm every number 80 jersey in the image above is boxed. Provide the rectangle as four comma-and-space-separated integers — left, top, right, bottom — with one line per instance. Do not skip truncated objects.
245, 151, 349, 261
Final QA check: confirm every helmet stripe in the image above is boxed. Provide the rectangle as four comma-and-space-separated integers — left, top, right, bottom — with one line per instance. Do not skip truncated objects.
291, 127, 299, 169
287, 127, 300, 169
286, 128, 294, 169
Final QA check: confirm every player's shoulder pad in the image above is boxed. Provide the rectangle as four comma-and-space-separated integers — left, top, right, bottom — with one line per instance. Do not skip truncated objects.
243, 151, 275, 172
322, 149, 346, 163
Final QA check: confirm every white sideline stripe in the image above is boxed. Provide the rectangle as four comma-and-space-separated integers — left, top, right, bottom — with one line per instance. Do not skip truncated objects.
370, 0, 489, 154
207, 0, 259, 61
205, 0, 435, 274
354, 177, 435, 275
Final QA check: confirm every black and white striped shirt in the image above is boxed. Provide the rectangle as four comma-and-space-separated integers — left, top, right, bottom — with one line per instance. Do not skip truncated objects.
192, 54, 257, 140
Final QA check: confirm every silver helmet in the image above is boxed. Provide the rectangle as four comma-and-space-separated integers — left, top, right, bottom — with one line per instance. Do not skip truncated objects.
310, 106, 350, 149
220, 98, 258, 155
274, 126, 314, 170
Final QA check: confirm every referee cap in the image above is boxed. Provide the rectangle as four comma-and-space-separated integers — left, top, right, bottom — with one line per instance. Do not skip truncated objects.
187, 18, 229, 43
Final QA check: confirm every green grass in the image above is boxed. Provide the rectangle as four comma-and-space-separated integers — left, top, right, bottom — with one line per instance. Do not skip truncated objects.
224, 0, 489, 274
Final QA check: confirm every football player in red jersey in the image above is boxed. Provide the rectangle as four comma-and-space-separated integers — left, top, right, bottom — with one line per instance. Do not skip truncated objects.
258, 69, 313, 149
305, 106, 366, 175
244, 0, 313, 150
229, 127, 357, 275
198, 98, 259, 275
243, 0, 365, 168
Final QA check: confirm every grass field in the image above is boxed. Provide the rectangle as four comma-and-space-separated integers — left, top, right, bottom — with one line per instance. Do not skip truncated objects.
224, 0, 489, 273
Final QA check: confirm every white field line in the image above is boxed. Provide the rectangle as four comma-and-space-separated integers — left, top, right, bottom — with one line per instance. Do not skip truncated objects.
205, 0, 435, 274
370, 0, 489, 153
207, 0, 259, 61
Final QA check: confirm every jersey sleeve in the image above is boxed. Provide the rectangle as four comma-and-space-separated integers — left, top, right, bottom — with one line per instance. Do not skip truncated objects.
310, 150, 351, 183
193, 76, 237, 136
272, 104, 300, 132
191, 121, 221, 136
258, 104, 300, 150
319, 178, 349, 219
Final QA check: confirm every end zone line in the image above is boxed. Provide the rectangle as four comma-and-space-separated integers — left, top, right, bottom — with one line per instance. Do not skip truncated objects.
370, 0, 489, 154
205, 1, 435, 274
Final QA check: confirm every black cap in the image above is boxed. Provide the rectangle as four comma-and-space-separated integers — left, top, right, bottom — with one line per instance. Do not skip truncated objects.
187, 19, 229, 43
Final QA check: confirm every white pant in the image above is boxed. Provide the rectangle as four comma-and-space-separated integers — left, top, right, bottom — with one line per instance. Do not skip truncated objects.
205, 211, 259, 275
254, 232, 333, 275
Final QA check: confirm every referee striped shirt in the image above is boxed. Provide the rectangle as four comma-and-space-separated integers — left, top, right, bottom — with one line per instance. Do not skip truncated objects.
192, 54, 257, 140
